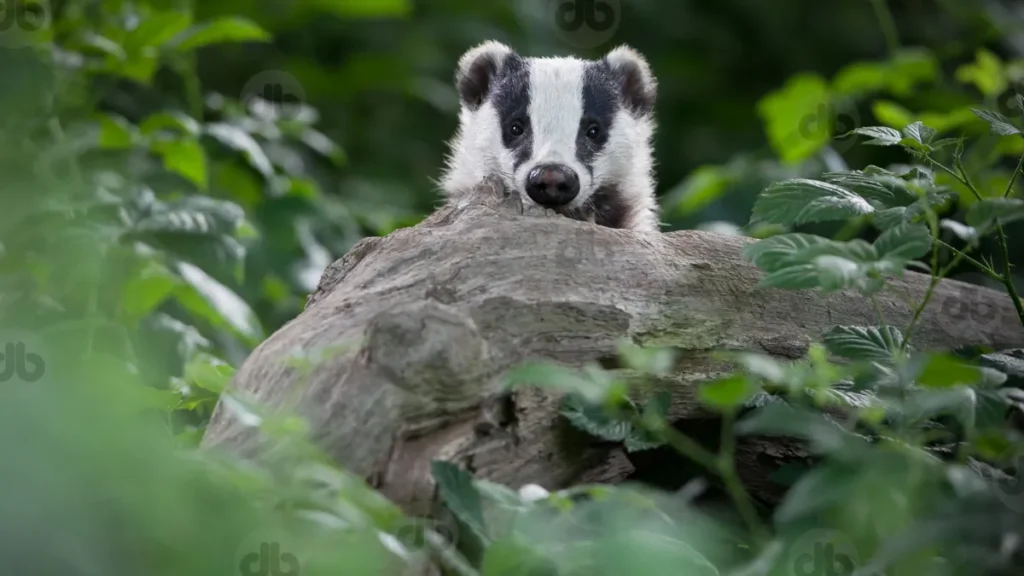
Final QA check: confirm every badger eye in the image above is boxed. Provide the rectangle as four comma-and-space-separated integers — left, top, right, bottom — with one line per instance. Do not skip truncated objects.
509, 121, 524, 137
586, 123, 601, 139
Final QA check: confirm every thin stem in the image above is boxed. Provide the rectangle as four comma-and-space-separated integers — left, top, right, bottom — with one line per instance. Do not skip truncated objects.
869, 0, 901, 56
936, 240, 1002, 282
995, 225, 1024, 328
717, 411, 770, 546
902, 248, 970, 349
1003, 147, 1024, 198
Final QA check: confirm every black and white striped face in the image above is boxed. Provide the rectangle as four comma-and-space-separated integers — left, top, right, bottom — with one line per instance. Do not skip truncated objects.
440, 41, 659, 231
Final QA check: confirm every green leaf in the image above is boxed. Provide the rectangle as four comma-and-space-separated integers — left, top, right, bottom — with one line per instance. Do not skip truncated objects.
846, 126, 903, 146
665, 165, 735, 215
750, 179, 874, 226
757, 264, 821, 290
965, 197, 1024, 231
430, 461, 489, 543
173, 261, 263, 342
736, 403, 867, 455
616, 341, 676, 375
150, 137, 208, 189
955, 49, 1007, 96
308, 0, 412, 18
821, 167, 919, 208
971, 108, 1021, 136
560, 394, 631, 442
123, 10, 192, 53
131, 196, 245, 236
167, 17, 271, 52
140, 111, 201, 136
481, 537, 559, 576
183, 353, 235, 394
505, 362, 622, 405
940, 219, 978, 243
814, 255, 863, 291
756, 73, 832, 164
699, 374, 757, 409
97, 114, 138, 149
902, 121, 937, 146
741, 233, 830, 272
121, 261, 181, 321
204, 123, 275, 179
916, 355, 984, 389
823, 326, 905, 361
873, 222, 931, 263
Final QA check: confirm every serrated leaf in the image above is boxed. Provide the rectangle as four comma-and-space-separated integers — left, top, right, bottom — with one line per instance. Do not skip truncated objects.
903, 121, 937, 145
168, 17, 271, 51
750, 179, 874, 226
822, 168, 919, 208
174, 261, 263, 341
971, 108, 1021, 136
699, 374, 757, 409
847, 126, 903, 146
560, 394, 631, 442
873, 222, 931, 262
756, 264, 821, 290
916, 354, 984, 389
430, 461, 489, 543
814, 255, 862, 291
824, 326, 905, 361
205, 123, 274, 178
940, 219, 978, 243
741, 233, 830, 272
150, 137, 207, 189
505, 362, 621, 405
965, 197, 1024, 231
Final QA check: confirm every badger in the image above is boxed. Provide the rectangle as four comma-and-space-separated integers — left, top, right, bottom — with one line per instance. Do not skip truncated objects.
438, 41, 660, 232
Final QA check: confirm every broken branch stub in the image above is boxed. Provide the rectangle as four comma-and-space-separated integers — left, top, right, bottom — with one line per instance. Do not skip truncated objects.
201, 178, 1024, 512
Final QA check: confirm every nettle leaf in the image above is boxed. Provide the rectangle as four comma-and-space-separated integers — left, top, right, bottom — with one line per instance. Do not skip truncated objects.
174, 261, 263, 342
140, 111, 201, 136
965, 197, 1024, 231
824, 326, 905, 361
560, 394, 632, 442
822, 168, 919, 208
204, 123, 275, 178
699, 374, 758, 410
741, 233, 830, 272
430, 461, 489, 543
916, 354, 985, 389
903, 121, 937, 146
751, 179, 874, 226
940, 219, 979, 243
846, 126, 904, 146
971, 108, 1021, 136
150, 136, 208, 189
168, 17, 271, 52
130, 196, 245, 236
814, 255, 866, 292
873, 222, 931, 263
505, 362, 623, 405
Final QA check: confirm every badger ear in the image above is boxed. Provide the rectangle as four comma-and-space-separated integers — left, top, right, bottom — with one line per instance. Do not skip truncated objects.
455, 40, 515, 110
603, 45, 657, 116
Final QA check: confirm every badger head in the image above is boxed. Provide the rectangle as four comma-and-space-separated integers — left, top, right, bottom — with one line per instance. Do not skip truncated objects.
439, 41, 659, 232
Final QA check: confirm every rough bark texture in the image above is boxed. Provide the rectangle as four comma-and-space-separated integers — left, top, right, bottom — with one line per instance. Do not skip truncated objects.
201, 178, 1024, 513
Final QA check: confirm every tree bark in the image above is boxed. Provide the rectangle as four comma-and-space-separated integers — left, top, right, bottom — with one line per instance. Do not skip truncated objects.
201, 178, 1024, 513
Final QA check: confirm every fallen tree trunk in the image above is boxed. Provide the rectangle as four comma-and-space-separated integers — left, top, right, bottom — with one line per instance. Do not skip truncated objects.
201, 178, 1024, 513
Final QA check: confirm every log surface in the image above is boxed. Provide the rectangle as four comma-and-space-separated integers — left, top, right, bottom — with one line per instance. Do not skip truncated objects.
201, 179, 1024, 511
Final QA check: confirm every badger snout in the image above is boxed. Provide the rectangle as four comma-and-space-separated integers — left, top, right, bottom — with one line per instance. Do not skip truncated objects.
525, 164, 580, 207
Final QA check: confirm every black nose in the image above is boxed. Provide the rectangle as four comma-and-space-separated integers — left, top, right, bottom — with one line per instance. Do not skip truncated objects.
525, 164, 580, 207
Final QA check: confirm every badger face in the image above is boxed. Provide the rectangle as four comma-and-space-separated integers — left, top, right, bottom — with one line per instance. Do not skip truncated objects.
440, 41, 660, 232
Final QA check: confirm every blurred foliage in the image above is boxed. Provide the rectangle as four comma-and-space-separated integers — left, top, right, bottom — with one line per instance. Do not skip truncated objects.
3, 0, 1024, 574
